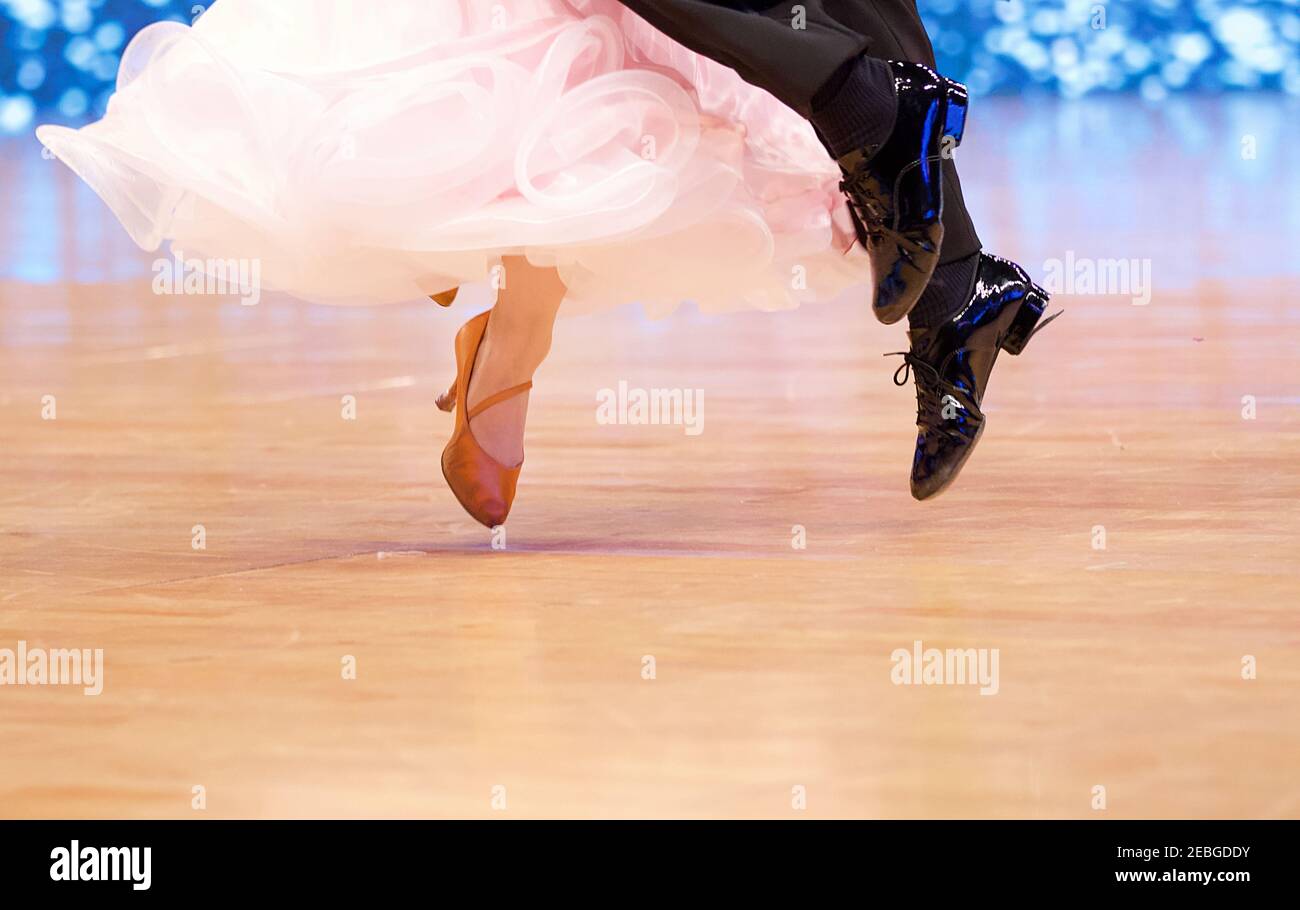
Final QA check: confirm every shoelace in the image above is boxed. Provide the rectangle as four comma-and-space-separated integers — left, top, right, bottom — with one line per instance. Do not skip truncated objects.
886, 350, 956, 432
839, 163, 931, 259
884, 309, 1064, 434
889, 348, 977, 441
887, 307, 1066, 386
887, 350, 933, 388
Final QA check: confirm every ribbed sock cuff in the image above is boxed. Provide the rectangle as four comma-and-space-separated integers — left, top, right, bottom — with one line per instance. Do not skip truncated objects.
810, 57, 898, 160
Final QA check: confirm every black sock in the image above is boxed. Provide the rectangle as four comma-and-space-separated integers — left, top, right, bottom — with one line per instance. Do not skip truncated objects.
809, 56, 898, 160
908, 251, 980, 329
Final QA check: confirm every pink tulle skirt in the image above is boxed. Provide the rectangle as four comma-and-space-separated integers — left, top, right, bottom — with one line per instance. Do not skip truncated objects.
36, 0, 866, 314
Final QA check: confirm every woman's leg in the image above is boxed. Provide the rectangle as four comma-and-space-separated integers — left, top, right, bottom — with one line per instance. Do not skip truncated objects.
465, 255, 566, 467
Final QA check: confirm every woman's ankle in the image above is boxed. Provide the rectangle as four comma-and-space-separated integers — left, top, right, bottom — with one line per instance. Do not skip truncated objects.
480, 318, 552, 378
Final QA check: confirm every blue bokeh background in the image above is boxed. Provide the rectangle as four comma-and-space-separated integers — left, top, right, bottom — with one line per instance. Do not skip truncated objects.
2, 0, 1299, 134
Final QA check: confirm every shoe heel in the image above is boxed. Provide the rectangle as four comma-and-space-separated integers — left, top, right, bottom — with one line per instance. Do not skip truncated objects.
1000, 284, 1049, 356
435, 381, 456, 412
942, 80, 969, 147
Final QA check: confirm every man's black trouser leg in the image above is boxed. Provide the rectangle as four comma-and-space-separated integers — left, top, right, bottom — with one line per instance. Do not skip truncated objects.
615, 0, 980, 263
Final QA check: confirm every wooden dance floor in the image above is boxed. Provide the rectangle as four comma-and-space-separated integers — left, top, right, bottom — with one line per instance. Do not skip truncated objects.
2, 98, 1298, 818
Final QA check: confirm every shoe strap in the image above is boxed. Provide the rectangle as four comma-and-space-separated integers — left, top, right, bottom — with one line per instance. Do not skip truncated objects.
466, 380, 533, 420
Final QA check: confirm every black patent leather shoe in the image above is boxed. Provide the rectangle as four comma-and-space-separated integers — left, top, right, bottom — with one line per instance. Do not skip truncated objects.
839, 60, 968, 326
890, 252, 1061, 501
